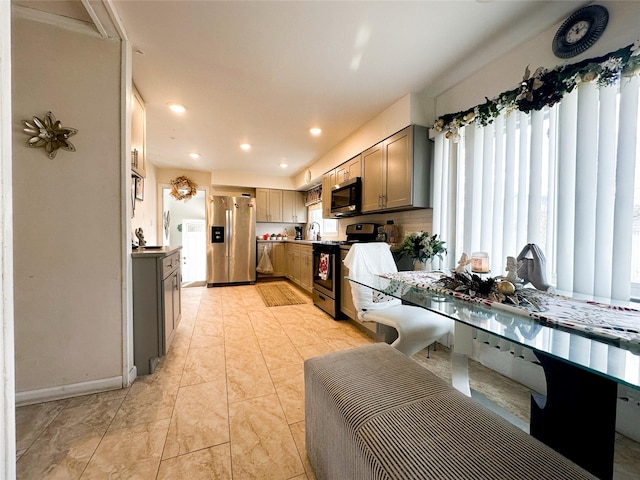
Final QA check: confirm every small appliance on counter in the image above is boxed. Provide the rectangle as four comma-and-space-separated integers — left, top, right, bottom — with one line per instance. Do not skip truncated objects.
294, 226, 303, 240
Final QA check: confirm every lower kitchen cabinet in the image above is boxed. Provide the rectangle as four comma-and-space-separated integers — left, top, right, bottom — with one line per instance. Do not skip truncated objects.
340, 246, 378, 335
340, 248, 357, 320
132, 246, 182, 375
257, 241, 286, 278
285, 243, 312, 293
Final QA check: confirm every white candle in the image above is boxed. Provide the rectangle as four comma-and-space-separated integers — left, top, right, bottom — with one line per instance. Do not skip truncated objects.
471, 252, 489, 273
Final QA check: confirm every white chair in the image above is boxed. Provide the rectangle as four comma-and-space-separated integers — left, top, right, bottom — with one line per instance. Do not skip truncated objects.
343, 243, 452, 357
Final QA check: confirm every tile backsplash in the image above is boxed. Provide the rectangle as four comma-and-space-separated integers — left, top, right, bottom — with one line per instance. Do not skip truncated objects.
336, 208, 433, 240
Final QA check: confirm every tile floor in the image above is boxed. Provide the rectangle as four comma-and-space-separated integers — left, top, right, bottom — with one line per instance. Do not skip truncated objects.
15, 281, 640, 479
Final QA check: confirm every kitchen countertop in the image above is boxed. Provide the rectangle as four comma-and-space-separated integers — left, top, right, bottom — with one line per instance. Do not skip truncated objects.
257, 239, 319, 245
131, 245, 182, 257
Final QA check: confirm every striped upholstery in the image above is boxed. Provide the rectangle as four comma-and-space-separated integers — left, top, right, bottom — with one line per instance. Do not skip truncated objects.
305, 343, 596, 480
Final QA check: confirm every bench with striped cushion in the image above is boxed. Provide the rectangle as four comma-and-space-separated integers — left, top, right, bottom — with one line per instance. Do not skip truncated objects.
304, 343, 596, 480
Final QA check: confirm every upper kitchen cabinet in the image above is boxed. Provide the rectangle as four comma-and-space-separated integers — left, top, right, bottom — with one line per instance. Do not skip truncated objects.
335, 154, 361, 185
361, 125, 431, 213
321, 169, 336, 218
131, 86, 146, 178
256, 188, 283, 222
282, 190, 307, 223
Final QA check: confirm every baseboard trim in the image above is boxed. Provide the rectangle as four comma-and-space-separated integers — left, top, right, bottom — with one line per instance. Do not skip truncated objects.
16, 376, 124, 407
127, 365, 137, 386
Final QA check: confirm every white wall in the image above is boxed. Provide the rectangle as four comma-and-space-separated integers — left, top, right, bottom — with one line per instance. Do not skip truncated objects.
131, 162, 157, 246
211, 170, 296, 191
293, 94, 415, 188
12, 16, 124, 399
431, 1, 640, 119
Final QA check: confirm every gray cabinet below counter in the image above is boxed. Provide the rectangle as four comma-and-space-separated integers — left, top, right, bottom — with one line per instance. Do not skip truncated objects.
132, 246, 182, 375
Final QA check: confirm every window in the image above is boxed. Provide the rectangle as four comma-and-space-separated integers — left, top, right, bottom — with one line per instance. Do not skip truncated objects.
433, 76, 640, 301
307, 204, 338, 238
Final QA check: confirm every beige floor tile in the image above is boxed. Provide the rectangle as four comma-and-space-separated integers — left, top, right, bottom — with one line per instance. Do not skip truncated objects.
157, 340, 190, 377
229, 393, 305, 479
260, 339, 305, 371
15, 282, 640, 480
250, 316, 289, 340
295, 342, 335, 360
284, 322, 323, 347
226, 352, 275, 403
289, 421, 316, 480
163, 381, 229, 459
15, 399, 69, 459
614, 433, 640, 480
109, 375, 179, 431
189, 320, 225, 349
158, 443, 232, 479
81, 419, 169, 479
224, 333, 262, 357
65, 388, 129, 409
180, 345, 226, 387
270, 364, 305, 424
17, 398, 123, 480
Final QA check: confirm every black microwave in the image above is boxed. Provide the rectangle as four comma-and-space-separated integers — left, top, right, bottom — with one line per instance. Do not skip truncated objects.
330, 177, 361, 217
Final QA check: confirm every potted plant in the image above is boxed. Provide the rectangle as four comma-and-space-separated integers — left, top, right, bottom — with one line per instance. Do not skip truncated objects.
399, 232, 447, 270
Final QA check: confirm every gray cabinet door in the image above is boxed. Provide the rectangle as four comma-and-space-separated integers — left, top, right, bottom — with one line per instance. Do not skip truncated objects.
163, 274, 173, 353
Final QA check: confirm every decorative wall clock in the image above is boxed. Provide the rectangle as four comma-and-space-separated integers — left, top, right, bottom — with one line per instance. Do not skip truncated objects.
552, 5, 609, 59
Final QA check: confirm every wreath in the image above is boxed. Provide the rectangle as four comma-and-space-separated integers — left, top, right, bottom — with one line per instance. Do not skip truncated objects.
170, 175, 198, 201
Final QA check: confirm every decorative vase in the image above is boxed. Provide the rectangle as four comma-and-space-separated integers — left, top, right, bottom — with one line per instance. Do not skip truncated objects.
413, 259, 432, 271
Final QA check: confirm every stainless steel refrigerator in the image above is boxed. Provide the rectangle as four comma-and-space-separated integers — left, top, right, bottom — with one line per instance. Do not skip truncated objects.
207, 196, 256, 285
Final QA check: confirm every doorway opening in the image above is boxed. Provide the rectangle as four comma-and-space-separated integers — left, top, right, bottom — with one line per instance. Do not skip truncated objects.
162, 188, 207, 286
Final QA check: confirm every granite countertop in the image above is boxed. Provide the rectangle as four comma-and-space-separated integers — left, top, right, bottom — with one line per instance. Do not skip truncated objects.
131, 245, 182, 257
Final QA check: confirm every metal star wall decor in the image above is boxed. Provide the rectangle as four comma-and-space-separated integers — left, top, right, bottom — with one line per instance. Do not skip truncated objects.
22, 111, 78, 159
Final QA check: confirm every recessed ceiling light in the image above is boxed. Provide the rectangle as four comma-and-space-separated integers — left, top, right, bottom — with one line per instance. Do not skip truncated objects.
310, 127, 322, 136
168, 103, 186, 113
279, 162, 288, 168
240, 143, 251, 151
189, 153, 201, 159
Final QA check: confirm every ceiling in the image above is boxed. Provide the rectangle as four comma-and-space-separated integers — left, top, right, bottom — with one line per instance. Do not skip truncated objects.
15, 0, 587, 182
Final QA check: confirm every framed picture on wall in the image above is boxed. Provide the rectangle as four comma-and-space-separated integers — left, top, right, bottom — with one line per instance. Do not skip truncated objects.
135, 175, 144, 201
131, 176, 136, 217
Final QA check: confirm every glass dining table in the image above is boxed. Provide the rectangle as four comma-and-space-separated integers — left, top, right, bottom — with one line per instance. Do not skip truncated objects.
347, 271, 640, 480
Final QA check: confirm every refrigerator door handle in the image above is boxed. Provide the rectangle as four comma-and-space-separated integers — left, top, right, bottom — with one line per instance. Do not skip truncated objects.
226, 209, 231, 258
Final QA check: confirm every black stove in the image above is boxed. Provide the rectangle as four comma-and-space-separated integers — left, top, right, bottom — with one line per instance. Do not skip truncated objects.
344, 223, 381, 243
312, 223, 381, 319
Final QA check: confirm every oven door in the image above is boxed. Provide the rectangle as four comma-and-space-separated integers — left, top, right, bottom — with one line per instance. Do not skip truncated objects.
312, 244, 337, 298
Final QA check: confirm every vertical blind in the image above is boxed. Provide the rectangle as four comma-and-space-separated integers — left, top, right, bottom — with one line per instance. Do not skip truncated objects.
433, 75, 640, 301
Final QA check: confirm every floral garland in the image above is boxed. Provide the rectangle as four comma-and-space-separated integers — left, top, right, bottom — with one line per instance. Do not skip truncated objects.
434, 40, 640, 141
170, 175, 198, 201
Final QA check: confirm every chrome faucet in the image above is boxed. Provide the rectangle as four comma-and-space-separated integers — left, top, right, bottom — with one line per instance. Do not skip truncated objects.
309, 222, 321, 241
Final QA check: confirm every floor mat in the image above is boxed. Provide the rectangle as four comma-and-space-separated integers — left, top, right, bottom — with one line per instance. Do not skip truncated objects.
256, 283, 306, 307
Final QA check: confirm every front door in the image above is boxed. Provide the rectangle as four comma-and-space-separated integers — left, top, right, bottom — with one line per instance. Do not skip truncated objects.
182, 219, 206, 283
